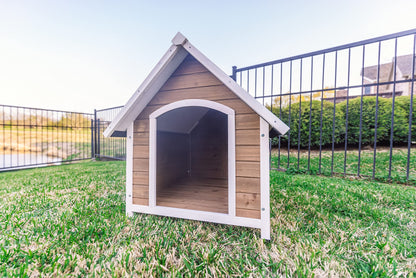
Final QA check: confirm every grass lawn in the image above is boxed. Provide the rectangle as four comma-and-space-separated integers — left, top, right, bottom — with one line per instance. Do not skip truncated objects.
1, 161, 415, 277
272, 147, 416, 185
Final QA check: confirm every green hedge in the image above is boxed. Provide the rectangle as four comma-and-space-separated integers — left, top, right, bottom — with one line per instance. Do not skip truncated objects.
337, 96, 391, 145
273, 100, 343, 148
273, 96, 416, 148
390, 96, 416, 144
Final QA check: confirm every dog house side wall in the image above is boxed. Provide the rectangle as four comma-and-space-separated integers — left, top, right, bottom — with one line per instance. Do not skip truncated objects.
131, 55, 262, 219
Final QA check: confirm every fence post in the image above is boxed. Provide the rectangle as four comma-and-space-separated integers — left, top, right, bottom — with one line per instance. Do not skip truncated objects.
231, 66, 237, 81
91, 119, 95, 159
94, 109, 98, 157
97, 119, 100, 158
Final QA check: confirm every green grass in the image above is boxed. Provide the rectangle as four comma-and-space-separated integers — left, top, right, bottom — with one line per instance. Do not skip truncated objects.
272, 147, 416, 185
1, 161, 415, 277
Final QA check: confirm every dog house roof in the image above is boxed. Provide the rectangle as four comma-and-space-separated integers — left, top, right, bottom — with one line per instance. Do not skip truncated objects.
104, 32, 289, 138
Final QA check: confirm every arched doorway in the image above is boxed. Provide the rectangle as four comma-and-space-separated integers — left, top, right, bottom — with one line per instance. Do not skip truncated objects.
149, 99, 235, 215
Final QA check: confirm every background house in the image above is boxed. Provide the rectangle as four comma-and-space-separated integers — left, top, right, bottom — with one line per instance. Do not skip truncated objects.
324, 54, 415, 103
362, 54, 416, 97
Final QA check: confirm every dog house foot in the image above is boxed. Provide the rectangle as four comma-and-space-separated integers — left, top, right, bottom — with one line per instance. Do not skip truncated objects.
261, 228, 270, 241
126, 210, 133, 217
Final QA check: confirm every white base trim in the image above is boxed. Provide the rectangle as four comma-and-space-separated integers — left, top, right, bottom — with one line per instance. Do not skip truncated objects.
128, 204, 262, 229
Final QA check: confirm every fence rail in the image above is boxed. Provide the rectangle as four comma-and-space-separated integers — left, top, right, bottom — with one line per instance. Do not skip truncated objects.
233, 28, 416, 184
0, 104, 125, 171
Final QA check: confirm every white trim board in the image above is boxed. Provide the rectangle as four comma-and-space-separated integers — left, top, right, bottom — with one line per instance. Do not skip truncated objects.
125, 123, 134, 217
150, 99, 234, 118
129, 205, 262, 229
104, 32, 289, 138
148, 99, 236, 216
103, 45, 188, 137
260, 117, 271, 240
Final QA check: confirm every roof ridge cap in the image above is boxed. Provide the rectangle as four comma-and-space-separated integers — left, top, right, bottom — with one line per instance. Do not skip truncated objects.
172, 32, 187, 46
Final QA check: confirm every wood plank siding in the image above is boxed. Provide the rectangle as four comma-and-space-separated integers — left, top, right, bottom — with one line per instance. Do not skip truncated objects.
132, 54, 261, 218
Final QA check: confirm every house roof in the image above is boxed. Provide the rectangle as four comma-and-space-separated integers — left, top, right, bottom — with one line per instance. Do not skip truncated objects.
361, 63, 392, 81
361, 54, 416, 81
104, 32, 289, 137
396, 54, 416, 78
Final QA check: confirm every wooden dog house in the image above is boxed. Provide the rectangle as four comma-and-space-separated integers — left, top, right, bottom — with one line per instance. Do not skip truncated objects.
104, 33, 289, 239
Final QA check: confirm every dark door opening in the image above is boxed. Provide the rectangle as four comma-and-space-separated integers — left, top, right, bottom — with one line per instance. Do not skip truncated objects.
156, 106, 228, 213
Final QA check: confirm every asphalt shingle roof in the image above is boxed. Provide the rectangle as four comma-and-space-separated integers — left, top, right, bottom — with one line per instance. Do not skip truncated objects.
362, 54, 416, 81
362, 63, 392, 81
396, 54, 416, 77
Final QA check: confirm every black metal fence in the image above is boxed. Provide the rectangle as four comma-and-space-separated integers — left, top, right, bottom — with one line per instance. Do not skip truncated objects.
232, 28, 416, 184
0, 104, 94, 170
0, 104, 125, 171
95, 106, 126, 160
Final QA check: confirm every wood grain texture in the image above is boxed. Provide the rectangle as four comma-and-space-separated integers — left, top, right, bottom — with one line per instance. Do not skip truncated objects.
160, 72, 223, 91
157, 177, 227, 213
133, 184, 149, 199
236, 192, 260, 210
236, 177, 260, 194
133, 120, 149, 133
133, 158, 149, 172
236, 113, 260, 130
151, 85, 236, 106
133, 145, 149, 159
236, 208, 261, 219
236, 129, 260, 146
236, 145, 260, 162
136, 106, 162, 120
217, 99, 256, 114
171, 55, 209, 76
133, 197, 149, 206
236, 161, 261, 178
133, 171, 149, 185
133, 132, 149, 146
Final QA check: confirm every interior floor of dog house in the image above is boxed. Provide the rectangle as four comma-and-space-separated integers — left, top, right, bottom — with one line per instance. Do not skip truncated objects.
156, 107, 228, 213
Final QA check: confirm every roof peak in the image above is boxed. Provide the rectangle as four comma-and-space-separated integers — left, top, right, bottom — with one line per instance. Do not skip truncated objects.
171, 32, 187, 46
104, 32, 289, 137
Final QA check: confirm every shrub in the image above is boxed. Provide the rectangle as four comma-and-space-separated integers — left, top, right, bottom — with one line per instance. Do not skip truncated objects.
337, 96, 391, 145
274, 100, 344, 148
272, 96, 416, 149
388, 96, 416, 144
